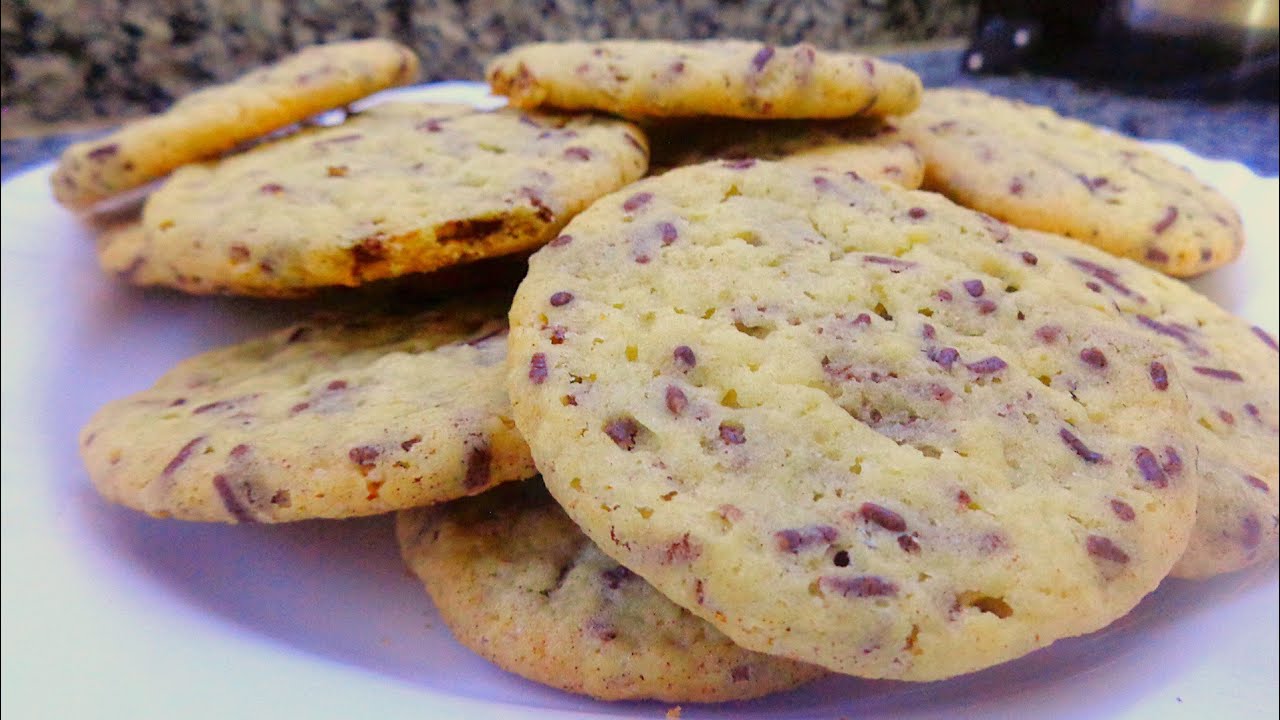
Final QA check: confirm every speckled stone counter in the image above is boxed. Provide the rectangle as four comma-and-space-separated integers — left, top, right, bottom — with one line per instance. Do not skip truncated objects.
5, 47, 1276, 182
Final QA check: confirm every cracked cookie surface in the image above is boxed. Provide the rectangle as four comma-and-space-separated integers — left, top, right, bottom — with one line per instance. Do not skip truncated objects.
80, 299, 535, 522
897, 89, 1244, 277
507, 160, 1202, 681
397, 479, 824, 702
98, 102, 648, 297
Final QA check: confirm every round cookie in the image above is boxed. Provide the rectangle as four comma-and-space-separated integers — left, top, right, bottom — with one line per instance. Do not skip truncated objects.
51, 39, 421, 210
647, 118, 925, 188
895, 88, 1244, 277
99, 102, 648, 297
487, 40, 922, 120
507, 160, 1201, 681
396, 479, 825, 702
80, 300, 536, 523
1016, 230, 1278, 578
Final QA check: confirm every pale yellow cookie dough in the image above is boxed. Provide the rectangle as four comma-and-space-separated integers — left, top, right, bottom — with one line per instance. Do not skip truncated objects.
81, 300, 536, 523
897, 89, 1244, 277
507, 160, 1202, 681
488, 40, 922, 120
648, 117, 925, 188
98, 102, 648, 297
397, 479, 825, 702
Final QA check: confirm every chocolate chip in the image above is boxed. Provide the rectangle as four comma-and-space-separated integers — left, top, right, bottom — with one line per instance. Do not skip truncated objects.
1149, 361, 1169, 390
1252, 326, 1278, 352
657, 221, 678, 246
859, 502, 907, 532
212, 475, 255, 523
773, 525, 839, 553
929, 347, 960, 371
966, 356, 1007, 374
349, 445, 380, 469
1070, 258, 1140, 300
529, 353, 548, 384
1152, 205, 1179, 235
604, 417, 640, 450
162, 436, 205, 477
1086, 535, 1129, 564
665, 385, 688, 415
193, 400, 234, 414
1192, 366, 1243, 382
1060, 428, 1105, 463
673, 345, 697, 369
1035, 325, 1061, 344
1079, 347, 1108, 369
87, 143, 119, 160
1134, 447, 1169, 488
719, 421, 746, 445
821, 575, 898, 598
622, 192, 652, 213
1245, 475, 1270, 493
750, 45, 775, 72
1111, 499, 1136, 521
863, 255, 916, 272
1135, 315, 1201, 353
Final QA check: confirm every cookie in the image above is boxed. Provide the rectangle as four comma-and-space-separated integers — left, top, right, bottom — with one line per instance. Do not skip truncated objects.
396, 479, 825, 702
507, 160, 1202, 681
1014, 230, 1278, 578
648, 118, 925, 188
80, 300, 536, 523
98, 102, 648, 297
487, 40, 922, 120
896, 89, 1244, 277
51, 39, 421, 210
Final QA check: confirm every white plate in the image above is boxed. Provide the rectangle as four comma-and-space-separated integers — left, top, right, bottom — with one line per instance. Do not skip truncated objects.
2, 83, 1277, 720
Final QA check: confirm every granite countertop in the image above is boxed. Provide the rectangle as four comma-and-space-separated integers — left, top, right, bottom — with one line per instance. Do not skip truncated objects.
3, 48, 1277, 182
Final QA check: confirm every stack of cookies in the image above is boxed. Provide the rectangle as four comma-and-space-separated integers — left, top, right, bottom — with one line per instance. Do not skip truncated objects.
66, 37, 1277, 705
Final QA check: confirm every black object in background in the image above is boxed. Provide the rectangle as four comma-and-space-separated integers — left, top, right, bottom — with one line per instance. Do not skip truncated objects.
966, 0, 1279, 100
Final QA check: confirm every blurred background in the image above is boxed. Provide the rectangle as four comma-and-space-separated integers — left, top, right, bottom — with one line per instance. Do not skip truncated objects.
0, 0, 975, 135
1, 0, 1276, 176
